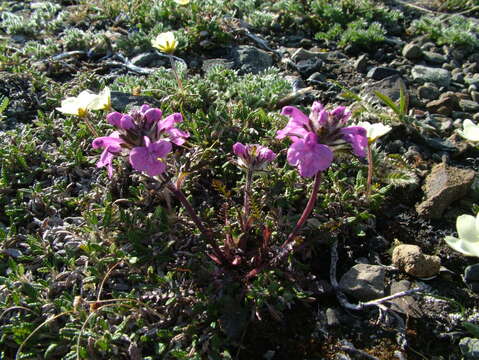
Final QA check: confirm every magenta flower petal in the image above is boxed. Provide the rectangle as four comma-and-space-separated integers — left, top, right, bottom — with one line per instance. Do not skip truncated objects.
139, 104, 151, 114
159, 113, 183, 132
277, 106, 310, 140
92, 132, 124, 178
232, 142, 247, 157
258, 147, 276, 162
340, 126, 368, 158
144, 108, 162, 126
107, 112, 123, 127
287, 133, 333, 177
166, 128, 189, 145
119, 115, 135, 129
331, 106, 351, 125
129, 138, 172, 177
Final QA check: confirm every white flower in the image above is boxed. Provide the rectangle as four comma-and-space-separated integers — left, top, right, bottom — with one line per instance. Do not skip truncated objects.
88, 87, 111, 111
356, 121, 392, 144
175, 0, 190, 4
56, 87, 111, 117
152, 32, 177, 54
457, 119, 479, 142
444, 213, 479, 257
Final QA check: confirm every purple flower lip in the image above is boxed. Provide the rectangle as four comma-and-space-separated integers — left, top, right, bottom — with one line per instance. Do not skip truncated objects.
277, 102, 367, 177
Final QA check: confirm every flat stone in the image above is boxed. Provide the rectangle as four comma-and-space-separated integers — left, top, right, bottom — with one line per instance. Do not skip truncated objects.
423, 51, 447, 64
234, 45, 273, 74
402, 43, 423, 60
367, 66, 400, 81
388, 280, 423, 317
426, 93, 459, 115
460, 99, 479, 112
392, 244, 441, 278
111, 91, 161, 113
291, 48, 328, 62
459, 337, 479, 359
418, 83, 439, 100
416, 163, 475, 219
412, 65, 451, 87
130, 51, 165, 67
339, 264, 385, 301
296, 58, 323, 77
354, 54, 368, 73
363, 75, 407, 103
471, 91, 479, 103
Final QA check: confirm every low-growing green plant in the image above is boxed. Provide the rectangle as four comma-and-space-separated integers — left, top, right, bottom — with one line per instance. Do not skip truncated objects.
411, 14, 479, 49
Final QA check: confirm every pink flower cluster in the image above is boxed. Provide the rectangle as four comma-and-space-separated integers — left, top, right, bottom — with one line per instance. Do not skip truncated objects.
277, 102, 367, 177
92, 105, 189, 177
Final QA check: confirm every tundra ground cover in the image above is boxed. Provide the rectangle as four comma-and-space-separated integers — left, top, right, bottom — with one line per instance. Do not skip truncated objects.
1, 0, 479, 359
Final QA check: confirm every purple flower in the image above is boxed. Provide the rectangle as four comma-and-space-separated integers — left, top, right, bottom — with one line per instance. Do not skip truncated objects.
93, 104, 190, 177
92, 132, 124, 178
233, 142, 276, 170
287, 133, 333, 177
277, 102, 367, 177
129, 136, 172, 176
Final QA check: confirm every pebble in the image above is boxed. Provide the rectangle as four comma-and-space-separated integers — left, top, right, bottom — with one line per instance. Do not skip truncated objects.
339, 263, 385, 301
402, 43, 423, 60
471, 91, 479, 103
392, 244, 441, 278
234, 45, 274, 74
423, 51, 447, 64
464, 264, 479, 293
416, 163, 475, 219
354, 54, 368, 73
366, 66, 400, 80
412, 65, 451, 87
418, 83, 439, 100
459, 99, 479, 113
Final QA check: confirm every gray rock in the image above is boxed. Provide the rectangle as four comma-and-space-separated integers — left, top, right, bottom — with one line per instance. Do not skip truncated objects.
388, 280, 423, 317
459, 337, 479, 359
464, 264, 479, 282
202, 58, 234, 73
111, 91, 160, 112
423, 51, 447, 64
412, 65, 451, 87
392, 244, 441, 278
291, 48, 328, 62
402, 43, 423, 60
339, 264, 385, 301
426, 93, 459, 115
460, 99, 479, 112
354, 54, 368, 73
296, 58, 323, 77
416, 163, 475, 219
367, 66, 400, 80
234, 45, 273, 74
130, 51, 165, 67
471, 91, 479, 103
418, 83, 439, 100
364, 75, 407, 102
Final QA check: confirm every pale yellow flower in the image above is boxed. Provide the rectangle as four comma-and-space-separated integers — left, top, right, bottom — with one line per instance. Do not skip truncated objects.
444, 213, 479, 257
175, 0, 190, 4
457, 119, 479, 142
56, 87, 111, 117
152, 32, 177, 54
356, 121, 392, 144
88, 87, 111, 111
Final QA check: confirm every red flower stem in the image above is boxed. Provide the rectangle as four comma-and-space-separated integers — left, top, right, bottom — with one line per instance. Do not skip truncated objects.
243, 169, 253, 230
367, 143, 373, 195
166, 182, 225, 261
283, 172, 322, 247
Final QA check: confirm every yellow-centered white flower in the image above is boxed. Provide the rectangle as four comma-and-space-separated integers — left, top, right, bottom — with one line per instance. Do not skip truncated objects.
457, 119, 479, 142
56, 87, 111, 117
152, 32, 177, 54
356, 121, 392, 144
175, 0, 190, 4
444, 213, 479, 257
